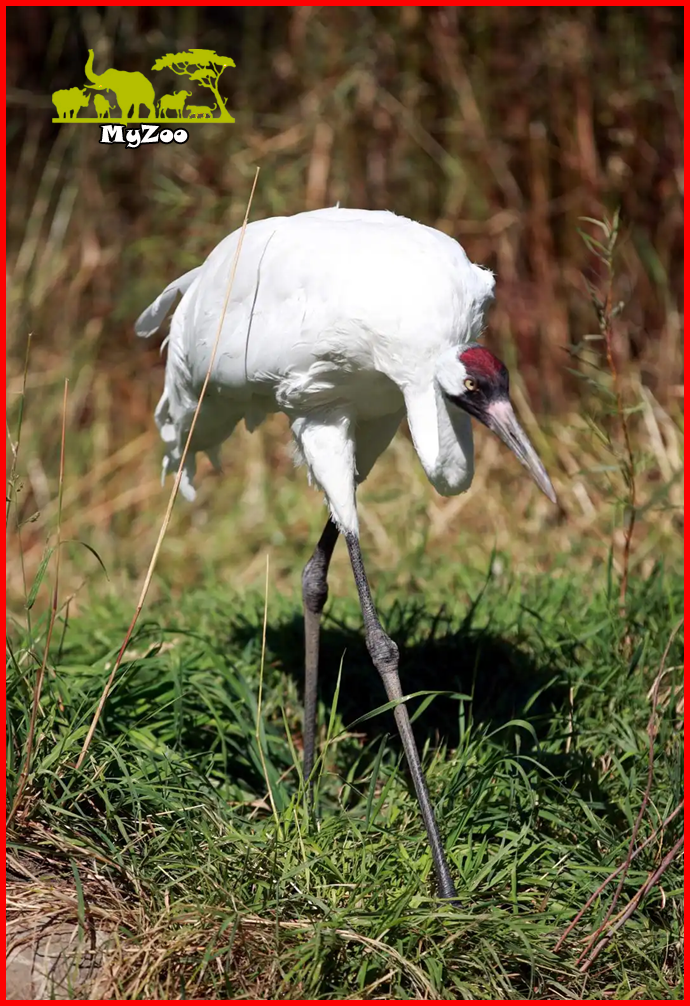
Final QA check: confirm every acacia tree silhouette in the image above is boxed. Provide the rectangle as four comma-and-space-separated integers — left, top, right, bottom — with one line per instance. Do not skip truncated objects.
152, 49, 235, 121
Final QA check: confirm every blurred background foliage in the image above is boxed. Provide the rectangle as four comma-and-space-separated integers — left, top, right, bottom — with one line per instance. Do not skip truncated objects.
6, 6, 684, 604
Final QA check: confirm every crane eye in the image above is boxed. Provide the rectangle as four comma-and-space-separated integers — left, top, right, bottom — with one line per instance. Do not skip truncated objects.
464, 378, 477, 392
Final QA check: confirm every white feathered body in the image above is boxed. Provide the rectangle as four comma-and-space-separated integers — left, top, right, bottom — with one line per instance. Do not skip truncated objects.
137, 208, 495, 532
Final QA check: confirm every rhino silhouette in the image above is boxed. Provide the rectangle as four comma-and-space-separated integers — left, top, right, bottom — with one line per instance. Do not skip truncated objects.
52, 87, 91, 120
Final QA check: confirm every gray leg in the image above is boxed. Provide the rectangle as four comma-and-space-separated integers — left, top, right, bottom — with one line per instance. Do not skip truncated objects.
344, 530, 457, 902
302, 516, 339, 783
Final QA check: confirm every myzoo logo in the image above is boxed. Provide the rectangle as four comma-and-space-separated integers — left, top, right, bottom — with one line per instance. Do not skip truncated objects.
51, 47, 235, 146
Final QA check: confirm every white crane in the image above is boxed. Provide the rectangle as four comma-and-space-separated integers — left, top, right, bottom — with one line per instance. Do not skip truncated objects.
136, 207, 556, 902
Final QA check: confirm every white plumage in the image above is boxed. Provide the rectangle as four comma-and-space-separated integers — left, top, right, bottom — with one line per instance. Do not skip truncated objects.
136, 207, 495, 531
137, 206, 555, 903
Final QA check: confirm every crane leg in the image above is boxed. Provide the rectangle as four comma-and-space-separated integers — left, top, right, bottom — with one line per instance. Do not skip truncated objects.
343, 530, 458, 903
301, 516, 339, 784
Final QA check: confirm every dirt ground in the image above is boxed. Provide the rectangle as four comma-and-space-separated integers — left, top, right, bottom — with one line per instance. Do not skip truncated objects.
6, 857, 111, 1000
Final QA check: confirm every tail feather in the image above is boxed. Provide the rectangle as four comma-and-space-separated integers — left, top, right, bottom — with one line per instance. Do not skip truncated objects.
135, 266, 202, 338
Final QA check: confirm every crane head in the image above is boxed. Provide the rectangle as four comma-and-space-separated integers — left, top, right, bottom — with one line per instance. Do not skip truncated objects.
440, 345, 557, 505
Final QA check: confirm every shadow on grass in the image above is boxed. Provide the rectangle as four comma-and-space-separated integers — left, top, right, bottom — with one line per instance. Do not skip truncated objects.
238, 598, 570, 752
253, 602, 620, 822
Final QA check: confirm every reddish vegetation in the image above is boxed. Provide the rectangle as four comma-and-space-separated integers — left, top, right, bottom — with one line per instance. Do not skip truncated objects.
7, 7, 682, 412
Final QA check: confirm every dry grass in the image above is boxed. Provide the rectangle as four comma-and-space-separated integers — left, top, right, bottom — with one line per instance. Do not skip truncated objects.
7, 9, 683, 396
6, 360, 683, 616
7, 857, 441, 1000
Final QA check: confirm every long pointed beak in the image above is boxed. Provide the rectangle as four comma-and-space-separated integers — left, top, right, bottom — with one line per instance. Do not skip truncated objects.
485, 400, 557, 504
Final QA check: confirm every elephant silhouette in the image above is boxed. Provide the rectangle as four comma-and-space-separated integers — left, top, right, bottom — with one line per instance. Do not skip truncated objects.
84, 49, 155, 121
93, 93, 115, 120
52, 87, 91, 120
186, 103, 217, 119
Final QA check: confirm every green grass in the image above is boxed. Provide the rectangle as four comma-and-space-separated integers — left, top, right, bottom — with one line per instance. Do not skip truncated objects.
7, 552, 683, 999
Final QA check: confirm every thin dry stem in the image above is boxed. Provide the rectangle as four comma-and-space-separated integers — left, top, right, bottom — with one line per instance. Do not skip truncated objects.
554, 799, 684, 953
6, 332, 32, 526
9, 379, 68, 823
555, 619, 684, 957
255, 553, 281, 828
75, 167, 261, 771
575, 618, 683, 959
7, 334, 34, 639
599, 214, 637, 608
579, 834, 684, 972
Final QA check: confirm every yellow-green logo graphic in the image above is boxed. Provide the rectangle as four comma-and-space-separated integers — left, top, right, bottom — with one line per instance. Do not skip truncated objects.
51, 48, 235, 124
152, 50, 235, 122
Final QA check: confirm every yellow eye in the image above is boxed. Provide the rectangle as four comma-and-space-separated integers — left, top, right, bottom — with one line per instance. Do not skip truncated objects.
464, 378, 477, 392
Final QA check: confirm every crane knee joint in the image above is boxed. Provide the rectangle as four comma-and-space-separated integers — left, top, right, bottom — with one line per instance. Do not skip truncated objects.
302, 555, 329, 614
366, 629, 399, 673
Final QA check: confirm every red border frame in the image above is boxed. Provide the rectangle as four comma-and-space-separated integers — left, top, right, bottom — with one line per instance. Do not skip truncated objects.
3, 5, 687, 1003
